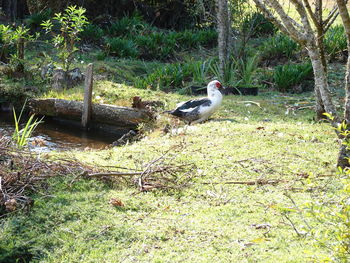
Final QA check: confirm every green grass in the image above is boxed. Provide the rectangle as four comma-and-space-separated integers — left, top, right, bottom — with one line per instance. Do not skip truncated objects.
1, 82, 341, 262
0, 20, 347, 261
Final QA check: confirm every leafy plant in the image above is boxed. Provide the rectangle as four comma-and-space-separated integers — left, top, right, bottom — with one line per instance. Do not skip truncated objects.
134, 62, 193, 91
235, 55, 259, 87
209, 59, 238, 87
12, 103, 43, 149
324, 25, 347, 61
273, 62, 313, 92
196, 29, 218, 47
41, 5, 89, 71
107, 14, 151, 37
105, 37, 138, 58
242, 12, 276, 37
80, 24, 104, 44
25, 9, 52, 31
191, 60, 212, 86
176, 30, 200, 48
134, 32, 176, 60
0, 24, 39, 73
260, 33, 299, 62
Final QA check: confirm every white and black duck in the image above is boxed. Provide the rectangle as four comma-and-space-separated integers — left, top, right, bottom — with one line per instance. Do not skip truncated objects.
166, 80, 224, 124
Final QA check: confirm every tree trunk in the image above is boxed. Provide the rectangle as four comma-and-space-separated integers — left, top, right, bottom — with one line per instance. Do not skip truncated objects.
217, 0, 231, 77
4, 0, 17, 21
335, 0, 350, 168
315, 87, 326, 120
307, 46, 337, 116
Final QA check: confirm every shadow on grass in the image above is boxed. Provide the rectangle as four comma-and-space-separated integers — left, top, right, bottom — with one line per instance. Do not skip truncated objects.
211, 118, 240, 123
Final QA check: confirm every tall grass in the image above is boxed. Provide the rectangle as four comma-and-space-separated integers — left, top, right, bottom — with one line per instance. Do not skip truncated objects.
12, 103, 43, 148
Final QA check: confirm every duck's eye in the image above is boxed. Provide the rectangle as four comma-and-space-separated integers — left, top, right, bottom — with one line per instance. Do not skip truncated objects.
215, 82, 222, 88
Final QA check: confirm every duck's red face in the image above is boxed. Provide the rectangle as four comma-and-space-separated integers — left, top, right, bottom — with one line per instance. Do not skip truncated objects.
215, 81, 223, 89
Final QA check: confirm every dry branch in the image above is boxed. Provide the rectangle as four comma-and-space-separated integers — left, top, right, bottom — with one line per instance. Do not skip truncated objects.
201, 179, 286, 185
201, 173, 335, 186
0, 140, 195, 213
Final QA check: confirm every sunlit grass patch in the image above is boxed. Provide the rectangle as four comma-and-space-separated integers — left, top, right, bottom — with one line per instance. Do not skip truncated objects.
1, 72, 342, 262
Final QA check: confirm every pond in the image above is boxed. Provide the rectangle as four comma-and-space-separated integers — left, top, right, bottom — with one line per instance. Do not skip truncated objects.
0, 111, 127, 152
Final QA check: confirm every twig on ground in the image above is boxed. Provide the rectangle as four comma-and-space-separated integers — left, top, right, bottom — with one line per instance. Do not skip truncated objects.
201, 179, 286, 185
1, 140, 195, 213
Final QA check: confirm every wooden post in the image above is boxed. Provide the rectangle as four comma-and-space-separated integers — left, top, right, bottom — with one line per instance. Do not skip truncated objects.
82, 63, 93, 129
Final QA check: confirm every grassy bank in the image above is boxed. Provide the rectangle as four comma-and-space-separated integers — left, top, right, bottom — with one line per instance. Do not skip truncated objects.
1, 85, 341, 262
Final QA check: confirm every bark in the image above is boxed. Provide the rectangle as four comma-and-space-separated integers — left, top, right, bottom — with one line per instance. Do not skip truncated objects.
336, 0, 350, 122
216, 0, 231, 76
17, 38, 24, 60
307, 46, 337, 115
3, 0, 17, 21
335, 0, 350, 168
28, 99, 152, 129
315, 87, 326, 119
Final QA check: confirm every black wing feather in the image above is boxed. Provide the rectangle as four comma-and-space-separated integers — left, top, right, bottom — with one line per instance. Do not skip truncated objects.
170, 98, 211, 119
177, 98, 211, 110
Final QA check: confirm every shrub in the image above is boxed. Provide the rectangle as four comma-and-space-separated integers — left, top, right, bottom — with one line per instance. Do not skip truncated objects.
235, 55, 259, 87
0, 24, 39, 72
324, 25, 347, 61
133, 34, 157, 59
176, 30, 200, 49
273, 62, 313, 92
191, 60, 212, 86
209, 59, 238, 87
134, 32, 176, 60
173, 29, 217, 50
134, 62, 193, 91
41, 6, 89, 71
242, 12, 277, 37
197, 29, 218, 47
107, 15, 151, 37
105, 37, 138, 58
260, 33, 299, 62
80, 24, 104, 44
25, 9, 52, 31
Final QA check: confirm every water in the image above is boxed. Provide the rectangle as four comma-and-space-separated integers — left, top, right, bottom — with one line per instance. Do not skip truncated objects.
0, 111, 127, 151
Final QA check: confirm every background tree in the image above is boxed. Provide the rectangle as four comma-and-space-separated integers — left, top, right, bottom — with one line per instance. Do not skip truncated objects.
335, 0, 350, 168
216, 0, 232, 77
0, 0, 29, 20
251, 0, 350, 168
253, 0, 338, 120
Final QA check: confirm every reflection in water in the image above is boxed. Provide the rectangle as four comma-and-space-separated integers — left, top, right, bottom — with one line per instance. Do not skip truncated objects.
0, 111, 125, 151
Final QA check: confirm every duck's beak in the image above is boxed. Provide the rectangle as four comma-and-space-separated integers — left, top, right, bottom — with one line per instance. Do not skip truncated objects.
219, 85, 226, 91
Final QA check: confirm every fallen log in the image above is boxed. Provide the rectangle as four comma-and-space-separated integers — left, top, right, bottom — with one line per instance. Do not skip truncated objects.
29, 98, 152, 129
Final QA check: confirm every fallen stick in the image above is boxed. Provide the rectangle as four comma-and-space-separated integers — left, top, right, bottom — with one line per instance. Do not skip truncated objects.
201, 173, 336, 186
87, 171, 142, 177
86, 163, 191, 178
201, 179, 287, 185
